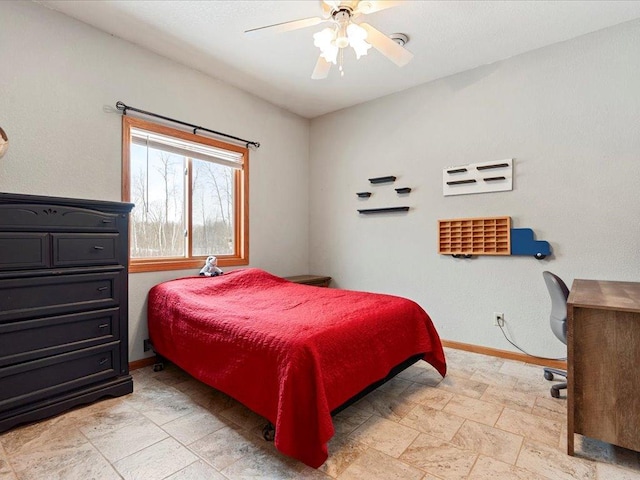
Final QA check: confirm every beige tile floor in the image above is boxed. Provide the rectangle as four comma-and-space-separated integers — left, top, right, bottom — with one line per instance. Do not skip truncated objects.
1, 347, 640, 480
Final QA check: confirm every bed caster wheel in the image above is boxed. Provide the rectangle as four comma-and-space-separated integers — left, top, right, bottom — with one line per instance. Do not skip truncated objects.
544, 371, 554, 381
262, 423, 275, 442
464, 254, 472, 258
535, 253, 546, 260
153, 363, 164, 372
550, 386, 560, 398
452, 254, 461, 258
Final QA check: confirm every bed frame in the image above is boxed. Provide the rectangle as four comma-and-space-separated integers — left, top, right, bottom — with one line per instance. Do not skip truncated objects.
150, 347, 423, 442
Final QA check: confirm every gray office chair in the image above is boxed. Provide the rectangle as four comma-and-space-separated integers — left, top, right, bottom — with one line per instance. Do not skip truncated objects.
542, 271, 570, 398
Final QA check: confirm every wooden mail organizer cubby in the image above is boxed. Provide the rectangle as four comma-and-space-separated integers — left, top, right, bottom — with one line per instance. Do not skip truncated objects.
439, 216, 511, 256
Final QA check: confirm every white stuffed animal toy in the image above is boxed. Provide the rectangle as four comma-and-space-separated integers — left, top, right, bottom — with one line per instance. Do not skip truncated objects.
199, 255, 223, 277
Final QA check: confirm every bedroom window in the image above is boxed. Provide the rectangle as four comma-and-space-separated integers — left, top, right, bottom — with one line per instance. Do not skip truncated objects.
122, 116, 248, 273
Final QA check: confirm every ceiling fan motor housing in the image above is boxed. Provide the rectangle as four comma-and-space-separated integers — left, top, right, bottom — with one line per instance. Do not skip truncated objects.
332, 7, 353, 21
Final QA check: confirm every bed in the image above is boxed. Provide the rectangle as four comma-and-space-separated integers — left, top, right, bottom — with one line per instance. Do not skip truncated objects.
147, 268, 446, 467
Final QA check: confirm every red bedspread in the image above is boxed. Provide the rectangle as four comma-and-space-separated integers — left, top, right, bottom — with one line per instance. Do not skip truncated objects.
147, 268, 446, 467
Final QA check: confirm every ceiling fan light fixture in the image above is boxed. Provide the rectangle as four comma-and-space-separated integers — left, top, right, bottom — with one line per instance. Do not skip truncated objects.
335, 24, 349, 48
350, 39, 371, 59
333, 9, 352, 48
313, 8, 373, 75
323, 45, 339, 64
313, 27, 333, 48
313, 27, 339, 63
347, 22, 367, 40
347, 23, 371, 58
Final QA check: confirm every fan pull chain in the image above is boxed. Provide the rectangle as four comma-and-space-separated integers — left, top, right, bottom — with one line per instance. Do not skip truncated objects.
339, 48, 344, 77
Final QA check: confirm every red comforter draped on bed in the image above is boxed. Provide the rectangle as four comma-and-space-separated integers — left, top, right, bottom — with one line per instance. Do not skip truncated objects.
147, 268, 446, 467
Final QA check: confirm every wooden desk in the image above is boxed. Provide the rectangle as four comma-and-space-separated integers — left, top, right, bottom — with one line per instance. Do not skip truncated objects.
284, 275, 332, 288
567, 279, 640, 455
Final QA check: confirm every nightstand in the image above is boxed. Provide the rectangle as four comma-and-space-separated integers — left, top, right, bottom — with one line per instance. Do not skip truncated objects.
285, 275, 332, 288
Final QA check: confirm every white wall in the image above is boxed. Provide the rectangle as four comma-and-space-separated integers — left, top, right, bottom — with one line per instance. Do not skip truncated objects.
3, 1, 639, 363
0, 1, 310, 361
309, 19, 640, 358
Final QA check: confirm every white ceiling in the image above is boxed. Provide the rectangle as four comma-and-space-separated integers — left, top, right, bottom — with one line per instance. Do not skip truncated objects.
40, 0, 640, 119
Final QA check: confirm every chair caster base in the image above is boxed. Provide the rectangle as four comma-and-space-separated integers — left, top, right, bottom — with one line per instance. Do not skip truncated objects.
550, 381, 566, 399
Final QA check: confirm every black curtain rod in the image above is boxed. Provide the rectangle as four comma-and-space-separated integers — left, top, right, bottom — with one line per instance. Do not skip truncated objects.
115, 101, 260, 149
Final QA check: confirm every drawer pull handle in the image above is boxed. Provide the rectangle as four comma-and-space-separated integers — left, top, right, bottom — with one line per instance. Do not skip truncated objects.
99, 357, 108, 365
98, 323, 109, 329
102, 219, 112, 223
97, 286, 108, 291
93, 246, 105, 250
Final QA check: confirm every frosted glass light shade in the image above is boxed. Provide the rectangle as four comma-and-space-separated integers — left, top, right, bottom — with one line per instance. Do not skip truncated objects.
313, 27, 338, 64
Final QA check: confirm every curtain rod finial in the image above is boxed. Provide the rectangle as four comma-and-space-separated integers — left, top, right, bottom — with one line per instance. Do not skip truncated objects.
115, 101, 129, 115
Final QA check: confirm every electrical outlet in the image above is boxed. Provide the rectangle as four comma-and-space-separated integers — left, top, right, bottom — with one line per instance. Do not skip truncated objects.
493, 312, 505, 327
143, 339, 152, 352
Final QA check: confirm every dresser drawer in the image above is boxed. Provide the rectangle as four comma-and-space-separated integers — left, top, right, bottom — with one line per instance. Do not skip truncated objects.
0, 233, 50, 271
0, 272, 121, 323
0, 204, 121, 232
52, 234, 119, 267
0, 308, 119, 367
0, 343, 120, 411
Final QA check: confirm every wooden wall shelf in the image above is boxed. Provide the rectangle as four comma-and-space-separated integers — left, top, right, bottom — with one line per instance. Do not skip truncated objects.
439, 216, 511, 255
359, 207, 409, 214
368, 176, 396, 184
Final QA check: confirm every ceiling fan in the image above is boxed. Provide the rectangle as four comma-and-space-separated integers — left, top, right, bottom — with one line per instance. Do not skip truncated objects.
245, 0, 413, 79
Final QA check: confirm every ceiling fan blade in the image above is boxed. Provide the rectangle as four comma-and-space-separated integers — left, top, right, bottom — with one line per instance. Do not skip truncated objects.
354, 1, 403, 15
359, 22, 413, 67
245, 16, 325, 36
322, 0, 358, 12
322, 0, 342, 9
311, 56, 332, 79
